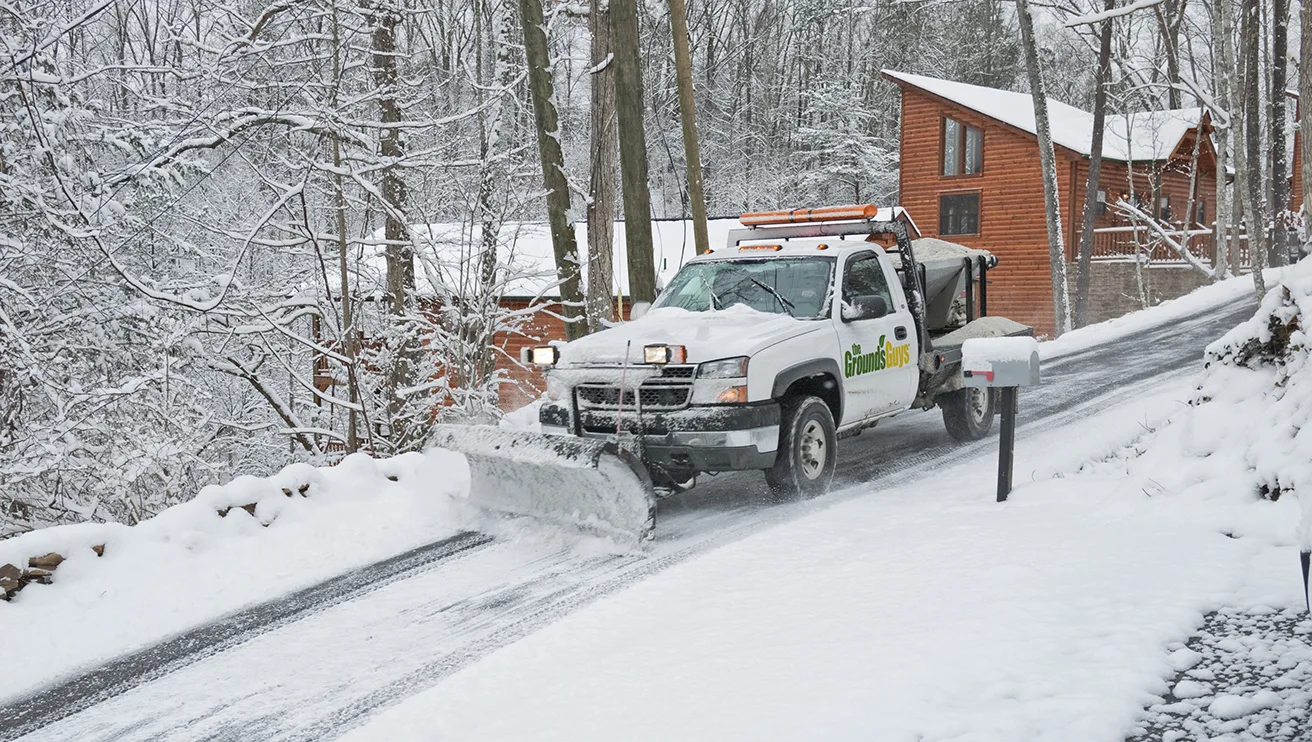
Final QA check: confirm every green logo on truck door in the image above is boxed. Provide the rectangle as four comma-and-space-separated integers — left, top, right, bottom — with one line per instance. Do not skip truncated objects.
844, 337, 911, 378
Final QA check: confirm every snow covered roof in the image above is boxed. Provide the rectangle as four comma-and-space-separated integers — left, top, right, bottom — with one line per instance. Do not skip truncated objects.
882, 70, 1204, 163
344, 218, 743, 301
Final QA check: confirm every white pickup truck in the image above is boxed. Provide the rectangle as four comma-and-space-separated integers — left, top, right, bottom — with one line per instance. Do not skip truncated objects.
527, 206, 1032, 500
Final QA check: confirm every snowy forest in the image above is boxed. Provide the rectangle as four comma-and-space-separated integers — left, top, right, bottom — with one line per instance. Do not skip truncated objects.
0, 0, 1299, 535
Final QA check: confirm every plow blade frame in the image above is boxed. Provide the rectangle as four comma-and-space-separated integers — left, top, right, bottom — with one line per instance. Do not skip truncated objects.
430, 425, 657, 542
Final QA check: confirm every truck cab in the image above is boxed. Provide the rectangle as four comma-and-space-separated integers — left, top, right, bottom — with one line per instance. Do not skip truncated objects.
529, 205, 1029, 498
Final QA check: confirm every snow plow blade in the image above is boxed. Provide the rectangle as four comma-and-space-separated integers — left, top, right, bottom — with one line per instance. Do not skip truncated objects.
430, 424, 657, 542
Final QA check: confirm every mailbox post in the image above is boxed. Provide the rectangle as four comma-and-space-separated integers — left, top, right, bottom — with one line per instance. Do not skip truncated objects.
961, 337, 1041, 502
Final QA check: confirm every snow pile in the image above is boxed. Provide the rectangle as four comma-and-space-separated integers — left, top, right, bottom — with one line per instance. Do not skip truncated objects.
961, 335, 1039, 368
1115, 262, 1312, 553
0, 450, 467, 700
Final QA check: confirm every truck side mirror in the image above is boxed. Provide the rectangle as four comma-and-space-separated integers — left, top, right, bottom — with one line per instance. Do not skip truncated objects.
629, 301, 652, 321
841, 295, 888, 322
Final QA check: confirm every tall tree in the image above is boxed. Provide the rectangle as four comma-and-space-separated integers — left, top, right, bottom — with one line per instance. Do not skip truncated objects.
1016, 0, 1073, 335
1073, 0, 1116, 328
519, 0, 587, 339
1270, 0, 1290, 264
611, 0, 658, 304
1303, 0, 1312, 248
585, 0, 619, 332
1153, 0, 1189, 109
1212, 0, 1238, 277
669, 0, 710, 255
1238, 0, 1266, 297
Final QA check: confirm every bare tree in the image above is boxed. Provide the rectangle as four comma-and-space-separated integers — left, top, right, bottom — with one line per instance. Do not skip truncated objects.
1238, 0, 1266, 297
1270, 0, 1290, 263
1016, 0, 1073, 335
519, 0, 587, 339
612, 0, 657, 304
669, 0, 711, 255
1303, 0, 1312, 248
1073, 0, 1116, 328
585, 0, 619, 332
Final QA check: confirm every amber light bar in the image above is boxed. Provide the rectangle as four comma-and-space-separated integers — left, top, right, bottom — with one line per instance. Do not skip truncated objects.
739, 204, 881, 227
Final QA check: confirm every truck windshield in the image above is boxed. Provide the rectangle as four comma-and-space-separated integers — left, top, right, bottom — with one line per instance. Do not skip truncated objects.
653, 257, 834, 319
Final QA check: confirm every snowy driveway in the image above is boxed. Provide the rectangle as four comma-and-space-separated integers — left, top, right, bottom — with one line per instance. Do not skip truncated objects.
1, 295, 1271, 741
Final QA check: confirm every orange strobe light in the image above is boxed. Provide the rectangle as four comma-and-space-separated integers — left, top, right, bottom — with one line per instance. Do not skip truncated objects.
739, 204, 881, 227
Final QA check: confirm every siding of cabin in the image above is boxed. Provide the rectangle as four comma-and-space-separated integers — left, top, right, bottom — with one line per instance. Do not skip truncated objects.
895, 85, 1063, 336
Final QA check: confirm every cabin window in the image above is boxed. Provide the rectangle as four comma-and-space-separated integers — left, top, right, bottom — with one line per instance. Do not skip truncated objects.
940, 192, 980, 236
1195, 201, 1206, 226
1158, 196, 1172, 222
1096, 189, 1108, 216
965, 126, 983, 174
942, 117, 983, 176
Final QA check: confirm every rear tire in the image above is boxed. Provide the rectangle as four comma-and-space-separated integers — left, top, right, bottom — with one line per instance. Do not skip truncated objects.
765, 396, 837, 498
940, 387, 995, 442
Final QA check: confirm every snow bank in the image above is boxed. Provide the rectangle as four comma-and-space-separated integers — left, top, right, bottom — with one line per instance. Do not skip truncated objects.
1039, 267, 1285, 358
0, 450, 468, 701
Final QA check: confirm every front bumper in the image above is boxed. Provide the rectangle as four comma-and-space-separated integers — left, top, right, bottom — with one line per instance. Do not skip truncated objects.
539, 401, 781, 472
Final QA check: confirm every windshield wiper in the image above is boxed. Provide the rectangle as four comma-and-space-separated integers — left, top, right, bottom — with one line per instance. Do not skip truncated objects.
749, 277, 796, 317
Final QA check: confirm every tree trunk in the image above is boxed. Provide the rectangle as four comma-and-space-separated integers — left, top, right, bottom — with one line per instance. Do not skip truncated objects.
1302, 0, 1312, 249
330, 3, 358, 453
1016, 0, 1072, 335
1212, 0, 1236, 278
1240, 0, 1266, 296
1073, 0, 1114, 328
365, 0, 418, 444
585, 0, 618, 332
519, 0, 587, 339
611, 0, 658, 304
669, 0, 710, 255
1271, 0, 1289, 264
1153, 0, 1187, 109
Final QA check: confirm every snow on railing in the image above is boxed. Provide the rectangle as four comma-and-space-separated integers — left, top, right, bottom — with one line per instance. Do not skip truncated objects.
1090, 224, 1250, 267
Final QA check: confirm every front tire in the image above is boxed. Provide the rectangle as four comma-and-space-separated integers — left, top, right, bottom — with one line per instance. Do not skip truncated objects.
765, 396, 837, 498
940, 387, 995, 441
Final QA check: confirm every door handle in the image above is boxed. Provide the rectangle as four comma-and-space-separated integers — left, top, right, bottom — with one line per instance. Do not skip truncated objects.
895, 326, 908, 340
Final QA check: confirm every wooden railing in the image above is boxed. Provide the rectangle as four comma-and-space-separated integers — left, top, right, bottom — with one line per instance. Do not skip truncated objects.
1088, 225, 1251, 267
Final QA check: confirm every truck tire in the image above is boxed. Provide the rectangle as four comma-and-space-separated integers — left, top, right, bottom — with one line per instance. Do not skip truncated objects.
765, 396, 837, 498
940, 387, 995, 442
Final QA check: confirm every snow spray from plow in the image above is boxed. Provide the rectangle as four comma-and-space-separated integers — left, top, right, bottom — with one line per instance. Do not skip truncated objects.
429, 425, 657, 543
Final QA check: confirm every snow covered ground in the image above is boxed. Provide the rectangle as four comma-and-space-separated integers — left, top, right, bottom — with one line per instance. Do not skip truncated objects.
0, 451, 467, 699
2, 264, 1308, 742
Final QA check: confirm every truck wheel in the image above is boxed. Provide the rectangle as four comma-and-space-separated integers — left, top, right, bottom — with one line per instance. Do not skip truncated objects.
765, 396, 837, 498
941, 387, 995, 442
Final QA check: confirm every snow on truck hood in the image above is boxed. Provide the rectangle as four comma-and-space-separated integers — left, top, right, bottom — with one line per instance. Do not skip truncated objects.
558, 305, 823, 366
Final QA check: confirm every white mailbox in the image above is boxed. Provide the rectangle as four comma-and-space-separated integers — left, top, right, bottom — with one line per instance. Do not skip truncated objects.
961, 336, 1041, 388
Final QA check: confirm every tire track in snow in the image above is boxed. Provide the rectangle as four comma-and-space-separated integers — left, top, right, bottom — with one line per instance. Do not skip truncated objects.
4, 297, 1257, 742
0, 531, 492, 740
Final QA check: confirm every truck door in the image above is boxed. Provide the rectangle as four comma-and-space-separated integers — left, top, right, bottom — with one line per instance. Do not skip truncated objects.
833, 250, 919, 425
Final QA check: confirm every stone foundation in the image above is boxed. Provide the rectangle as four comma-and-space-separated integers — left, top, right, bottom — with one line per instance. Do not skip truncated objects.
1073, 261, 1213, 325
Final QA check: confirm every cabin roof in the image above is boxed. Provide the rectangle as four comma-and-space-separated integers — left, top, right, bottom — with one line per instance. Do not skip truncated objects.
882, 69, 1205, 163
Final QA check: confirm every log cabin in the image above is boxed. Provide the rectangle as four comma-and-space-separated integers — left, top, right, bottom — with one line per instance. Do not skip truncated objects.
882, 70, 1225, 336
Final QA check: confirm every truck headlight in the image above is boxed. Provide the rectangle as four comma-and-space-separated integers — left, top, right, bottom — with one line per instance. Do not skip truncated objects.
545, 373, 566, 400
522, 345, 559, 366
691, 380, 748, 405
697, 356, 748, 379
643, 344, 687, 365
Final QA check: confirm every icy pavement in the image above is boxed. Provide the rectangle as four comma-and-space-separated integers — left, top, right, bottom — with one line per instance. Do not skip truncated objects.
1126, 609, 1312, 742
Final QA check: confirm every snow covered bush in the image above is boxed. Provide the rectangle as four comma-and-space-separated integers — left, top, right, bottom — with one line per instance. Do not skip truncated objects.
1195, 268, 1310, 505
